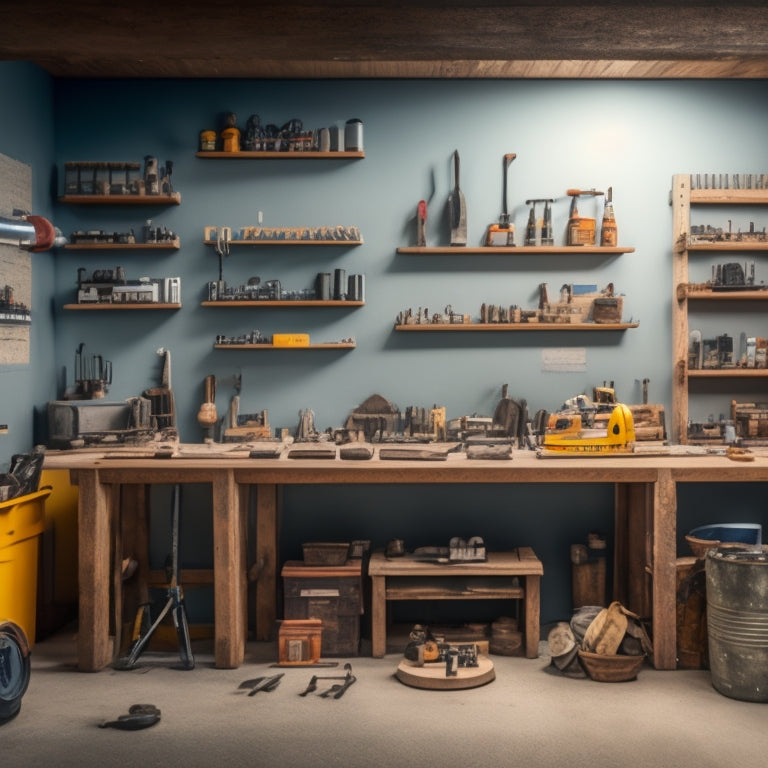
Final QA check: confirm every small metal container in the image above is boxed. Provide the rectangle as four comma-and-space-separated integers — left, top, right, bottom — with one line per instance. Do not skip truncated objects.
344, 118, 363, 151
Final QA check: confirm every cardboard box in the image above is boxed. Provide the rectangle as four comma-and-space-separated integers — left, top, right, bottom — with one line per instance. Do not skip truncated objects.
272, 333, 310, 347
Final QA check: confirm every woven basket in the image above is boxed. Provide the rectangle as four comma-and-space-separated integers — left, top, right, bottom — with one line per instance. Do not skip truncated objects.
578, 650, 645, 682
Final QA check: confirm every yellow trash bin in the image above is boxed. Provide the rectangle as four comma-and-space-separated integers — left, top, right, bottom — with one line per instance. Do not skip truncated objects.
0, 488, 51, 647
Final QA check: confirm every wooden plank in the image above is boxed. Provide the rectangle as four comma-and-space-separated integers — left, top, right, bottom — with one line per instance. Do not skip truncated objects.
671, 173, 691, 444
394, 322, 639, 331
652, 469, 679, 670
397, 246, 635, 255
371, 575, 386, 658
76, 469, 112, 671
211, 470, 246, 668
385, 585, 524, 600
254, 483, 279, 640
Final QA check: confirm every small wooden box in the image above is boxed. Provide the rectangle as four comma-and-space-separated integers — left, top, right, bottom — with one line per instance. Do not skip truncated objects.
302, 542, 350, 566
278, 619, 323, 664
282, 560, 362, 656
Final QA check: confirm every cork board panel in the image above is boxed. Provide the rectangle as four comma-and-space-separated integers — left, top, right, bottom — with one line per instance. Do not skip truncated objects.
0, 152, 32, 365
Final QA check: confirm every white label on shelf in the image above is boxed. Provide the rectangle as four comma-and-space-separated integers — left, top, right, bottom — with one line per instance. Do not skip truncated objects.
541, 348, 587, 372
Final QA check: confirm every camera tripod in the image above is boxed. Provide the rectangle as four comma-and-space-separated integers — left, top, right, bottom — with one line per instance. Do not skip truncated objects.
114, 484, 194, 671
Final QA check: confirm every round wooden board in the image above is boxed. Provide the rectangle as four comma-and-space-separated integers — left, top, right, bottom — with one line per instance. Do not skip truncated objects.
395, 656, 495, 690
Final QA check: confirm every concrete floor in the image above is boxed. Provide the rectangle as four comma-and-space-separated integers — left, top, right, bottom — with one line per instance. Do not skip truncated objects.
3, 626, 768, 768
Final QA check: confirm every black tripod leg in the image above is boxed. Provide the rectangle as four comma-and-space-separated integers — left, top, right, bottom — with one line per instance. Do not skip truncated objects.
170, 587, 195, 670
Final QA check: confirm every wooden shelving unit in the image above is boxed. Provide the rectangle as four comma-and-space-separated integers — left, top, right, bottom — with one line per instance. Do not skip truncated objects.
396, 245, 635, 255
63, 303, 181, 311
196, 151, 364, 159
202, 300, 363, 308
59, 193, 181, 205
394, 322, 638, 332
671, 173, 768, 442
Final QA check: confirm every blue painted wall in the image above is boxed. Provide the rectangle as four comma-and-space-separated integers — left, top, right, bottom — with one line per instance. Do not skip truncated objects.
0, 62, 56, 462
4, 71, 768, 626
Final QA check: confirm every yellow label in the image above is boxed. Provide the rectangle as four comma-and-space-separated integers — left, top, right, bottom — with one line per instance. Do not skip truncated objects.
272, 333, 310, 347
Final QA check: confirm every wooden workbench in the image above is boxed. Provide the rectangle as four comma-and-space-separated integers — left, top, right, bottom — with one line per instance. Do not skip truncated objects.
43, 446, 768, 672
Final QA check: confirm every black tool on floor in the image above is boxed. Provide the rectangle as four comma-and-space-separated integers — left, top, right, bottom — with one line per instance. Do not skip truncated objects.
99, 704, 161, 730
238, 672, 284, 696
114, 484, 194, 671
299, 662, 356, 698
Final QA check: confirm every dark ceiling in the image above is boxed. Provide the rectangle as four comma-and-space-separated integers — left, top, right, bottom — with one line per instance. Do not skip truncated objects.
3, 1, 768, 79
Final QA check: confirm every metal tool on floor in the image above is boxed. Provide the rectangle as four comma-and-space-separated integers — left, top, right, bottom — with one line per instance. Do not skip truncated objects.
238, 672, 284, 696
113, 484, 194, 671
299, 662, 356, 698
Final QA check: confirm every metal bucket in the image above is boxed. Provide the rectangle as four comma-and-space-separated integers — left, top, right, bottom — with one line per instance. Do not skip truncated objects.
706, 545, 768, 702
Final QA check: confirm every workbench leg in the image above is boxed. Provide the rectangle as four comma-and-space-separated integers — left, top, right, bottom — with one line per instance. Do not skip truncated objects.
524, 575, 540, 659
254, 483, 279, 641
212, 471, 246, 669
371, 576, 386, 657
652, 469, 678, 670
614, 482, 653, 617
77, 470, 112, 672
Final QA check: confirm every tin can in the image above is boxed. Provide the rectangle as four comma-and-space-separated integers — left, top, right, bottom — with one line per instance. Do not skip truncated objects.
344, 119, 363, 151
200, 130, 217, 151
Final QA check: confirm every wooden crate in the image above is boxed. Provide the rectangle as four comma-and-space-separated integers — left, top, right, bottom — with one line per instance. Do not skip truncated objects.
282, 560, 362, 656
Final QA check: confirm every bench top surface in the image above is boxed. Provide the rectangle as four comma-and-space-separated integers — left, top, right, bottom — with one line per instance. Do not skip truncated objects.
368, 547, 543, 577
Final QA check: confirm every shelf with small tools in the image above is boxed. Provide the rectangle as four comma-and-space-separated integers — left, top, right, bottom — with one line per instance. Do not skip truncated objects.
213, 342, 356, 349
671, 172, 768, 444
59, 194, 180, 205
196, 151, 364, 159
686, 369, 768, 378
63, 303, 182, 310
397, 246, 634, 255
64, 241, 180, 251
394, 322, 638, 332
202, 300, 364, 308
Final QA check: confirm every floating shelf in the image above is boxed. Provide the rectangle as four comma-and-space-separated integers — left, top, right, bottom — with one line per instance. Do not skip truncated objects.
204, 239, 362, 247
195, 151, 364, 159
687, 242, 768, 252
689, 189, 768, 205
685, 291, 768, 300
63, 303, 182, 310
214, 342, 356, 349
202, 300, 364, 308
59, 193, 181, 205
394, 322, 638, 332
64, 240, 180, 251
687, 368, 768, 378
396, 246, 634, 255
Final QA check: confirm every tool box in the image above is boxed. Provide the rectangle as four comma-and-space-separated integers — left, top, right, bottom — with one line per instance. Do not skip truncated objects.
282, 560, 362, 656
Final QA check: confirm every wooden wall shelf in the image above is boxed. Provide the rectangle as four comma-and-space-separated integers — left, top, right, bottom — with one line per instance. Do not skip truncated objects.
687, 242, 768, 252
204, 239, 362, 247
64, 240, 180, 251
397, 246, 634, 255
687, 369, 768, 379
214, 342, 356, 349
394, 322, 638, 332
202, 300, 364, 308
63, 303, 181, 310
59, 193, 181, 205
686, 291, 768, 300
689, 189, 768, 205
196, 151, 364, 159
